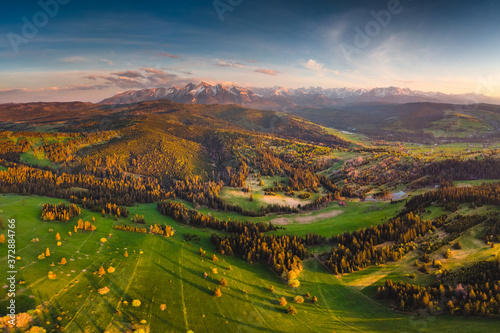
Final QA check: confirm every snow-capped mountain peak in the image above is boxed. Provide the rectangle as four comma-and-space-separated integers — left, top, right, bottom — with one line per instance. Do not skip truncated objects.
99, 82, 499, 110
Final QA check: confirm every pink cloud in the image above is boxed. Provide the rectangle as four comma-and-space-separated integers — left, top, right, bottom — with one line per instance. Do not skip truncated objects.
254, 69, 280, 76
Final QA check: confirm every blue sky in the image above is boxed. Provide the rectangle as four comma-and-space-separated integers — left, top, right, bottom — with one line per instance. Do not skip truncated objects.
1, 0, 499, 102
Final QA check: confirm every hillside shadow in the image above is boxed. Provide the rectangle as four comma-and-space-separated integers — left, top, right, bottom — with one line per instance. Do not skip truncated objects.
214, 314, 285, 333
153, 261, 212, 296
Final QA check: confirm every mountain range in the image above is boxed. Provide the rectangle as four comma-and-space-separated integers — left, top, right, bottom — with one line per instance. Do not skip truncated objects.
99, 82, 500, 110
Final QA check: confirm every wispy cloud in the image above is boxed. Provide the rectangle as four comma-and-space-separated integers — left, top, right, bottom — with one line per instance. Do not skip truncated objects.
99, 58, 114, 65
254, 69, 280, 76
159, 53, 179, 59
0, 84, 109, 94
111, 70, 144, 78
214, 59, 247, 68
303, 59, 340, 75
84, 67, 185, 89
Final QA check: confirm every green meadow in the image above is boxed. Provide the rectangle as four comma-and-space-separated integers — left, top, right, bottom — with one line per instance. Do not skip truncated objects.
1, 194, 499, 332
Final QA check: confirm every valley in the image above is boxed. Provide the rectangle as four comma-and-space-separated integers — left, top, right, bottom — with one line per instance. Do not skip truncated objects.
0, 100, 499, 332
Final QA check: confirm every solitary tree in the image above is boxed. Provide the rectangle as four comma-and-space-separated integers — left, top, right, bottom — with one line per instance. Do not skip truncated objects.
60, 258, 67, 265
289, 279, 300, 288
312, 296, 318, 304
55, 233, 61, 241
213, 287, 222, 297
45, 248, 51, 257
294, 296, 304, 304
0, 234, 5, 244
98, 266, 106, 276
279, 297, 287, 306
270, 285, 275, 293
220, 278, 227, 287
287, 305, 297, 315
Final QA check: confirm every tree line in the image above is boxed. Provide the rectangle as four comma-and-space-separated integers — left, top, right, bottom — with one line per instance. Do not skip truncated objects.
211, 231, 307, 276
157, 200, 276, 233
378, 258, 500, 316
41, 203, 81, 221
323, 212, 433, 274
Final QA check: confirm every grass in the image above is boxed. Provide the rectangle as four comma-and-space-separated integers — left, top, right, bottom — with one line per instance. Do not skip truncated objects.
323, 126, 374, 148
277, 201, 405, 237
197, 198, 405, 238
219, 174, 323, 213
1, 195, 500, 331
424, 111, 492, 138
19, 151, 57, 169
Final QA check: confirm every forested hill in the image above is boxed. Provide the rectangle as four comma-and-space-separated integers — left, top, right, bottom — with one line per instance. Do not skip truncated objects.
0, 100, 347, 146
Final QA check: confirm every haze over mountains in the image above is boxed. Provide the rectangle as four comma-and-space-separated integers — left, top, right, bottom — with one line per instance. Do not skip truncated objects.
99, 82, 500, 110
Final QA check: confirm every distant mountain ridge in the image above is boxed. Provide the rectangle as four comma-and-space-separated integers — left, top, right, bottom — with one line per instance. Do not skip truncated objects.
100, 82, 500, 110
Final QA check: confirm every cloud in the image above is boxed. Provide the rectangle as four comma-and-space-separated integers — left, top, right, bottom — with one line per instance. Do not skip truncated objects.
64, 84, 109, 91
142, 67, 164, 74
304, 59, 325, 72
100, 58, 114, 65
102, 76, 143, 89
85, 75, 99, 80
0, 84, 109, 94
303, 59, 340, 75
61, 56, 88, 63
214, 59, 246, 68
254, 69, 280, 76
84, 67, 184, 89
159, 53, 179, 59
111, 70, 144, 78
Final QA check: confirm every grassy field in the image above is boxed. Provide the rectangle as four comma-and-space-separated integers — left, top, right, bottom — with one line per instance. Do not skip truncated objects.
423, 111, 492, 138
1, 194, 500, 332
219, 174, 323, 213
19, 151, 56, 169
196, 197, 405, 238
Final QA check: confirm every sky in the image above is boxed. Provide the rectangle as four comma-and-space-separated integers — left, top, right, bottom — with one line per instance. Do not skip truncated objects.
0, 0, 499, 103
